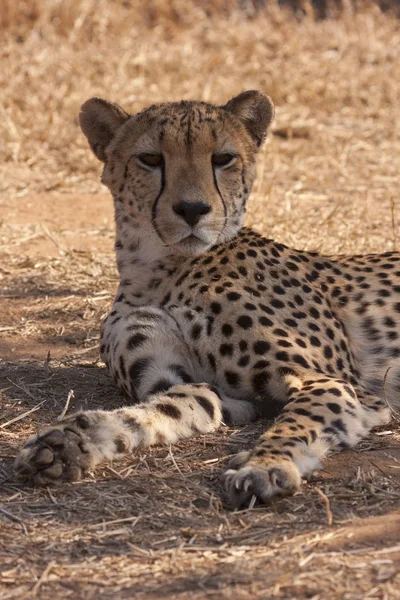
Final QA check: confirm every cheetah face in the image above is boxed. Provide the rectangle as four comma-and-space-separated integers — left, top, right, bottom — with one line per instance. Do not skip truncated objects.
80, 91, 274, 256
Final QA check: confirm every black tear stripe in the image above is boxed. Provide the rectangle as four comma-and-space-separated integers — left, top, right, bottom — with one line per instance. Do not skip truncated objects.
212, 168, 228, 233
151, 160, 166, 243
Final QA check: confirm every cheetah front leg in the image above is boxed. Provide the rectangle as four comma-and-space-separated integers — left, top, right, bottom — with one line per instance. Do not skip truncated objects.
15, 382, 257, 485
14, 383, 220, 484
224, 376, 390, 508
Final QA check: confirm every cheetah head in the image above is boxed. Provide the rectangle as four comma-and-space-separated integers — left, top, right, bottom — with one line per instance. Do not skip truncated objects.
80, 91, 274, 257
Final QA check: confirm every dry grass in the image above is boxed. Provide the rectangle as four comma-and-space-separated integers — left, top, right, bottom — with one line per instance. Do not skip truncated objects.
1, 1, 400, 598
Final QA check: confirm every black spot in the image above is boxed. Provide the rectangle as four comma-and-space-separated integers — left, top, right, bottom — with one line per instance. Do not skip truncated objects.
194, 395, 215, 419
277, 339, 292, 348
127, 333, 148, 350
225, 370, 241, 387
293, 408, 311, 416
273, 328, 288, 337
237, 315, 253, 329
161, 292, 171, 305
243, 286, 261, 297
328, 387, 342, 397
228, 271, 239, 279
327, 402, 341, 414
191, 324, 202, 340
253, 340, 271, 354
253, 359, 269, 369
294, 339, 306, 349
244, 302, 257, 310
156, 403, 182, 419
271, 299, 285, 309
332, 418, 347, 434
272, 285, 285, 295
259, 304, 275, 315
384, 316, 396, 328
119, 355, 127, 379
292, 354, 309, 369
208, 353, 216, 371
220, 343, 233, 356
129, 357, 152, 388
238, 355, 250, 367
211, 302, 222, 314
170, 364, 192, 383
252, 371, 270, 393
222, 323, 233, 337
284, 318, 298, 328
310, 414, 325, 424
148, 379, 172, 396
311, 388, 325, 396
259, 316, 273, 327
227, 292, 241, 301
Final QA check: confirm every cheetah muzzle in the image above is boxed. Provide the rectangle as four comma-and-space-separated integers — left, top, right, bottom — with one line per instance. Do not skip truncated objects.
15, 90, 400, 509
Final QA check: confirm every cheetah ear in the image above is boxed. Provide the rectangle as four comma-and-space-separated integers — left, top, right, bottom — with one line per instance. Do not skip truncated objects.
79, 98, 130, 162
224, 91, 274, 148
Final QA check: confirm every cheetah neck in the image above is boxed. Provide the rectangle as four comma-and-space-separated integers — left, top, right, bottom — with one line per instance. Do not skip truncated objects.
114, 211, 185, 306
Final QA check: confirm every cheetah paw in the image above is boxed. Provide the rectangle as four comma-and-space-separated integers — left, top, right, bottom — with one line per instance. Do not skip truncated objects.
14, 422, 98, 485
223, 462, 301, 509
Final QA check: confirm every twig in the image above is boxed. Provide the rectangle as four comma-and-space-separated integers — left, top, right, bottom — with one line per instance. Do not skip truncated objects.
31, 560, 55, 595
0, 506, 23, 523
40, 222, 64, 252
69, 515, 140, 533
370, 461, 394, 481
6, 378, 36, 400
57, 389, 74, 421
71, 344, 99, 355
314, 486, 333, 525
168, 445, 184, 477
0, 400, 47, 429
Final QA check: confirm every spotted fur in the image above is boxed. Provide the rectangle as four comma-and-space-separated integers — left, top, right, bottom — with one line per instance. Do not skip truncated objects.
15, 91, 400, 508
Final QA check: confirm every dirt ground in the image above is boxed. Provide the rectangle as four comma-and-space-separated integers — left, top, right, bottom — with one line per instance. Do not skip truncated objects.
1, 2, 400, 599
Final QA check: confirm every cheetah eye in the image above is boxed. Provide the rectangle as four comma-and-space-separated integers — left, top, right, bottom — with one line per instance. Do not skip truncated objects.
212, 153, 237, 168
136, 153, 164, 169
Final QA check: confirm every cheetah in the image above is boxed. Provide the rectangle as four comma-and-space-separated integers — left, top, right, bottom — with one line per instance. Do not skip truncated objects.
15, 91, 400, 508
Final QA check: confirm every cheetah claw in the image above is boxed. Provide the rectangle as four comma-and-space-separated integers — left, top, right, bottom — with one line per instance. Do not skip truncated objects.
223, 463, 301, 509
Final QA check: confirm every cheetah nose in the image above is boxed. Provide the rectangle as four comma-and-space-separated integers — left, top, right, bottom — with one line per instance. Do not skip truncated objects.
173, 201, 212, 227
